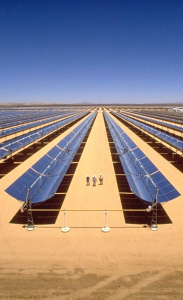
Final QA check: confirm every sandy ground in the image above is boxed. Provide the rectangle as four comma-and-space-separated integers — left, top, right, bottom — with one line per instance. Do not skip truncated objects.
1, 109, 183, 299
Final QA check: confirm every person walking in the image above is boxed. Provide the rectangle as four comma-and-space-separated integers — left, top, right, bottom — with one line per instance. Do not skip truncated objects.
93, 175, 97, 186
86, 175, 90, 186
99, 174, 103, 185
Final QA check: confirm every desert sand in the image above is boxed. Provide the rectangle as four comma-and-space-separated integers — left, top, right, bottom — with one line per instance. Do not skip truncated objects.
1, 109, 183, 299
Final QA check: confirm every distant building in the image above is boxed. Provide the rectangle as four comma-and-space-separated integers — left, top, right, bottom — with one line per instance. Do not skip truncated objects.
172, 107, 183, 112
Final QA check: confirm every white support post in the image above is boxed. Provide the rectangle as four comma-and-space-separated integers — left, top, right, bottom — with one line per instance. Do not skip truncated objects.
61, 210, 70, 233
101, 210, 110, 232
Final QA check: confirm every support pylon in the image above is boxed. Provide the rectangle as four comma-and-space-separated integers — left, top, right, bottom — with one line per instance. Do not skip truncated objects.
27, 199, 35, 231
150, 188, 159, 231
20, 189, 35, 231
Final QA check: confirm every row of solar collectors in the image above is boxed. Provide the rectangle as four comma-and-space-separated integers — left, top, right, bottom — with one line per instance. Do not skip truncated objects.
0, 110, 84, 138
0, 110, 64, 129
0, 109, 81, 129
104, 112, 180, 204
0, 111, 90, 160
125, 110, 183, 126
131, 110, 183, 125
0, 106, 93, 123
0, 106, 94, 112
119, 111, 183, 134
0, 110, 61, 126
0, 108, 78, 119
5, 111, 97, 203
112, 111, 183, 152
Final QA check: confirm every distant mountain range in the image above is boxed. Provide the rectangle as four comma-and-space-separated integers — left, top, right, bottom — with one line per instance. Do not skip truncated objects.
0, 101, 182, 106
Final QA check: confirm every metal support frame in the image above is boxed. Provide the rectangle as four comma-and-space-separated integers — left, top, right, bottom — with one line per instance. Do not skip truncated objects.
20, 189, 35, 231
20, 205, 160, 231
150, 188, 159, 231
27, 199, 35, 231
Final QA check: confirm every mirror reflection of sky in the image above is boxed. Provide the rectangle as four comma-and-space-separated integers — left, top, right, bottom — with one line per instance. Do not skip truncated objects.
1, 0, 183, 104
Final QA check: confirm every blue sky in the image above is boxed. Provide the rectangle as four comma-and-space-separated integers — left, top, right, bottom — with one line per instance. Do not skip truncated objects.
0, 0, 183, 104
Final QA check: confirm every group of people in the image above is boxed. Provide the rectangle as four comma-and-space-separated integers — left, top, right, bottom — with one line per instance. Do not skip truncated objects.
86, 174, 103, 186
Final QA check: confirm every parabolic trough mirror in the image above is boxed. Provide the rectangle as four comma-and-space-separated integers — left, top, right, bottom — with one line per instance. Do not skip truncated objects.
0, 111, 89, 159
104, 111, 180, 204
5, 111, 97, 204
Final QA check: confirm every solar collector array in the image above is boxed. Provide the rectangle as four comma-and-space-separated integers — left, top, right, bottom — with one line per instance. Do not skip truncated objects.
0, 110, 81, 133
0, 110, 60, 127
0, 111, 89, 160
5, 111, 97, 203
132, 111, 183, 125
112, 111, 183, 152
104, 112, 180, 203
123, 111, 183, 133
0, 107, 89, 126
0, 111, 81, 138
